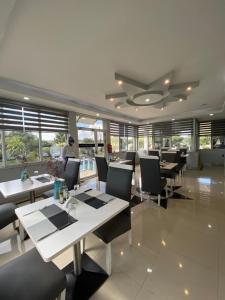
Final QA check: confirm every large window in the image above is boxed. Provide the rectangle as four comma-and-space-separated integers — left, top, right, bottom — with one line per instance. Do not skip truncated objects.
5, 131, 40, 165
41, 132, 66, 160
171, 135, 192, 150
110, 122, 137, 152
198, 120, 225, 150
76, 116, 105, 178
111, 136, 119, 152
0, 100, 68, 167
199, 136, 211, 149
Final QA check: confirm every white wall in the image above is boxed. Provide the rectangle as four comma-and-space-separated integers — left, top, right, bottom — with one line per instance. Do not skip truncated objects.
199, 149, 225, 167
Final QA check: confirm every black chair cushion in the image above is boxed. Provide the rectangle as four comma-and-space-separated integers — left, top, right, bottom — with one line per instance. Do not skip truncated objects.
94, 210, 131, 244
0, 203, 17, 230
0, 248, 66, 300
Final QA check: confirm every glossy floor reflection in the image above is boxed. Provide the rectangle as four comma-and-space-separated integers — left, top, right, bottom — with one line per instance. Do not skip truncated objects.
1, 167, 225, 299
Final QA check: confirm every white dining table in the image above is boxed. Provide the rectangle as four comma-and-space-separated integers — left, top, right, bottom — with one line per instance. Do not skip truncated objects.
0, 174, 57, 203
15, 187, 129, 275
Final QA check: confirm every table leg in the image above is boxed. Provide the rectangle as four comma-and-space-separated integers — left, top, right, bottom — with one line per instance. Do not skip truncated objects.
30, 190, 35, 203
19, 221, 25, 241
73, 242, 82, 275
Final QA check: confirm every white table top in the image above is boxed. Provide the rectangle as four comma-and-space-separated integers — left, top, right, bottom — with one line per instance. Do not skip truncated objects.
0, 174, 56, 198
15, 188, 129, 262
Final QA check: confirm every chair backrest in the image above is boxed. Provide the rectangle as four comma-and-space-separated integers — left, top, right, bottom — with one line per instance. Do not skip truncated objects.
148, 150, 160, 157
161, 151, 177, 163
125, 151, 136, 171
64, 159, 80, 190
140, 156, 162, 194
180, 148, 187, 155
95, 156, 108, 182
106, 163, 133, 202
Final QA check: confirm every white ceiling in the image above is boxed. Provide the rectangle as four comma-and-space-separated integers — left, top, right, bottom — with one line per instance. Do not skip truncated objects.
0, 0, 225, 123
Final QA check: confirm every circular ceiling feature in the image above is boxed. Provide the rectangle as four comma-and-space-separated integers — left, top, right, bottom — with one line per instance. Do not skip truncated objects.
127, 91, 164, 106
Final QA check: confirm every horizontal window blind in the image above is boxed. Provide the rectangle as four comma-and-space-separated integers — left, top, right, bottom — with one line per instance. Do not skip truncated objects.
152, 119, 193, 136
199, 120, 225, 136
0, 100, 68, 132
138, 124, 153, 136
110, 122, 137, 137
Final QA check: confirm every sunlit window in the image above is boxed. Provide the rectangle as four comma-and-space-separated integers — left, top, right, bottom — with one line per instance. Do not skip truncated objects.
5, 131, 40, 165
41, 132, 66, 160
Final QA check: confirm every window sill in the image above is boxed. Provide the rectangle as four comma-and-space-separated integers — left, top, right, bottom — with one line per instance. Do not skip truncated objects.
0, 160, 47, 170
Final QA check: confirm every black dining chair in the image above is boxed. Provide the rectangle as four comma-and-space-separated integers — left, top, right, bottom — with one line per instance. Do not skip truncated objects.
0, 203, 17, 231
43, 159, 80, 198
125, 151, 136, 172
160, 151, 178, 184
148, 150, 160, 157
0, 248, 66, 300
140, 156, 168, 206
95, 155, 108, 190
88, 163, 133, 275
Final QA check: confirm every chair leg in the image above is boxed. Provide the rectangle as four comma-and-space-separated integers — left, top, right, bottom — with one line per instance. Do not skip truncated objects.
12, 220, 17, 231
81, 238, 86, 253
128, 230, 132, 246
106, 243, 112, 275
157, 194, 161, 207
165, 186, 168, 199
56, 293, 62, 300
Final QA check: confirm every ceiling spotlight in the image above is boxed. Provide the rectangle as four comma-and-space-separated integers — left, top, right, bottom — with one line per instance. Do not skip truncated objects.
209, 113, 214, 116
118, 80, 123, 85
81, 117, 86, 120
179, 263, 183, 269
145, 98, 150, 102
135, 108, 139, 111
184, 289, 189, 296
129, 121, 132, 124
186, 86, 192, 91
23, 96, 30, 100
96, 113, 100, 117
164, 79, 170, 85
161, 107, 164, 111
171, 118, 175, 121
179, 98, 183, 102
147, 268, 153, 273
110, 98, 114, 102
117, 105, 121, 109
161, 240, 166, 247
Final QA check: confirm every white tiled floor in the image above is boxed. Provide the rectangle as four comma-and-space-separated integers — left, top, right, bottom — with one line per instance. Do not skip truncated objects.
1, 167, 225, 299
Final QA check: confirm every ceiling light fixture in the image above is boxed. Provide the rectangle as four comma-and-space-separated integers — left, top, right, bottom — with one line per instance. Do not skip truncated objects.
164, 79, 170, 85
96, 113, 100, 117
208, 224, 212, 229
179, 263, 183, 269
161, 240, 166, 247
129, 121, 132, 124
209, 113, 214, 116
110, 98, 114, 102
186, 86, 192, 91
147, 268, 153, 273
145, 98, 150, 102
118, 80, 123, 85
161, 107, 164, 111
23, 96, 30, 100
117, 106, 121, 109
184, 289, 189, 296
135, 108, 139, 111
171, 118, 175, 121
179, 98, 183, 102
120, 251, 124, 256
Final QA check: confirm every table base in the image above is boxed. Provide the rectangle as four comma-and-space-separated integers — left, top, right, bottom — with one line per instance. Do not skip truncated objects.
63, 253, 108, 300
